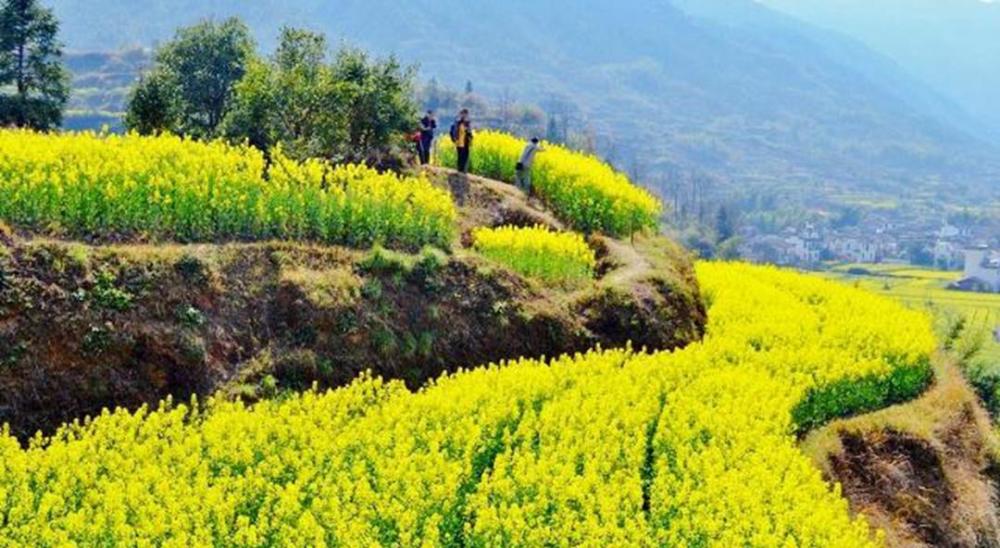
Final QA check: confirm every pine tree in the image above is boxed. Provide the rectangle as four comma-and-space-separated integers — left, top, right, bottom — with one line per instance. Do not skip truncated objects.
715, 205, 736, 244
546, 116, 560, 143
0, 0, 69, 130
464, 80, 473, 94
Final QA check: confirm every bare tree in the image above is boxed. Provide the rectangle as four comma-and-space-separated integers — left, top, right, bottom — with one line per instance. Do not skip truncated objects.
497, 87, 514, 132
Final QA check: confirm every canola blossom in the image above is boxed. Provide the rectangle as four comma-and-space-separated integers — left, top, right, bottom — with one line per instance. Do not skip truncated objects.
0, 263, 935, 545
0, 130, 456, 249
472, 224, 595, 283
438, 131, 662, 237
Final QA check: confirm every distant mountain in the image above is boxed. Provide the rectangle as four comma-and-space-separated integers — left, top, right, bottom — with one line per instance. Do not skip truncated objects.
758, 0, 1000, 141
63, 49, 148, 131
46, 0, 1000, 210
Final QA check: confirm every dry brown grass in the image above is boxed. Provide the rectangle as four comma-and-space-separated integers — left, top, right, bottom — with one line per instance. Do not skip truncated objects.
802, 356, 1000, 547
0, 221, 13, 251
280, 266, 361, 308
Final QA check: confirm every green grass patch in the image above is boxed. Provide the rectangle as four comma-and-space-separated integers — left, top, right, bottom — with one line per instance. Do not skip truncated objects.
472, 225, 595, 284
792, 358, 934, 434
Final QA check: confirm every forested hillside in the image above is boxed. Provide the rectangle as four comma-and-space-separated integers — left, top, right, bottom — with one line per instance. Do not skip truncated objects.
63, 49, 147, 130
760, 0, 1000, 140
48, 0, 1000, 210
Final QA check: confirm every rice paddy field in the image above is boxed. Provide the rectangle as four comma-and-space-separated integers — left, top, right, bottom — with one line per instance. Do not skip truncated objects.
820, 263, 1000, 363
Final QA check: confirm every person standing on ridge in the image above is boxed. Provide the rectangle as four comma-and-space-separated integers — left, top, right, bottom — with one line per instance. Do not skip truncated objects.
450, 109, 473, 173
515, 137, 545, 194
418, 110, 437, 165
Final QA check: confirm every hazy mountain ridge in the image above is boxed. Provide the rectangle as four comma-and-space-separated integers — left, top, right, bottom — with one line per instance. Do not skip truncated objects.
759, 0, 1000, 139
47, 0, 1000, 207
675, 0, 989, 140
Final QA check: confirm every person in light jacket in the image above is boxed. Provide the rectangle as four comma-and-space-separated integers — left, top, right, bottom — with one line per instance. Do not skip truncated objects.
515, 137, 544, 193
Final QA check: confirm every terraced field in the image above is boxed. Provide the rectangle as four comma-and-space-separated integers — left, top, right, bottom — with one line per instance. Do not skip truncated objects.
822, 263, 1000, 362
0, 263, 935, 545
0, 130, 948, 545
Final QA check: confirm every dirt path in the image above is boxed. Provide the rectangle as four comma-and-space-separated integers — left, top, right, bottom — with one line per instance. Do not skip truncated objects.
421, 166, 705, 351
600, 237, 654, 288
423, 166, 565, 232
424, 165, 656, 290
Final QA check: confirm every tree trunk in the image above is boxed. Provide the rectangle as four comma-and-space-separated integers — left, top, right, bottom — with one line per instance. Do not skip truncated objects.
16, 39, 26, 127
16, 42, 25, 94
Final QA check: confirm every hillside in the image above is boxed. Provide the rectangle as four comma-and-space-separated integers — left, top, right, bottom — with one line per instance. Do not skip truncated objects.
47, 0, 1000, 211
6, 3, 1000, 539
0, 258, 944, 545
2, 126, 999, 543
0, 130, 704, 440
63, 49, 148, 131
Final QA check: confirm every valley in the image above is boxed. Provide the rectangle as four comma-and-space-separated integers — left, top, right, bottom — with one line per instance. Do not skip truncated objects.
1, 1, 999, 545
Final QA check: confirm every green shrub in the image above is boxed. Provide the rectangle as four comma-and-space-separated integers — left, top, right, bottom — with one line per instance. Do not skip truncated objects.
792, 358, 933, 433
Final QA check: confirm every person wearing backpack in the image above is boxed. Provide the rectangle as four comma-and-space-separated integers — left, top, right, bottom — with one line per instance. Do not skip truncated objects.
418, 110, 437, 165
450, 109, 473, 173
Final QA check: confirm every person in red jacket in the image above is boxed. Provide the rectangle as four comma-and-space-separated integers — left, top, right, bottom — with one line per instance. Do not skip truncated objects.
408, 129, 423, 161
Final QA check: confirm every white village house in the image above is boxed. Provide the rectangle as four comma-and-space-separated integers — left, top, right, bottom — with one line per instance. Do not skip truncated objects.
957, 246, 1000, 292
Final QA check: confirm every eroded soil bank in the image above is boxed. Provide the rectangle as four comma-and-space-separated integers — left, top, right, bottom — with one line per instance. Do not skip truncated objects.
803, 359, 1000, 547
0, 220, 704, 440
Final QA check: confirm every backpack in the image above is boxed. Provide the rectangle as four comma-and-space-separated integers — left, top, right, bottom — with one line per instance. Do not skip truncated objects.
449, 122, 459, 143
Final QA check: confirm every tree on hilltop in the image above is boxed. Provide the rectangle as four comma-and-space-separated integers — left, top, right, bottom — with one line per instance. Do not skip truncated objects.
333, 47, 416, 164
224, 28, 416, 165
126, 18, 255, 137
128, 20, 416, 166
124, 70, 179, 135
224, 27, 342, 158
0, 0, 69, 130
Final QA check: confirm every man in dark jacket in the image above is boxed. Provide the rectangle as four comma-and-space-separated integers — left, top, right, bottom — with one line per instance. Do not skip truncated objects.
418, 110, 436, 165
450, 109, 473, 173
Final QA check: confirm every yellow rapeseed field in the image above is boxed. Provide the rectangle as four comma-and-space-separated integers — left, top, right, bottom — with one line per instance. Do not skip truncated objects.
0, 130, 456, 249
472, 224, 596, 283
0, 263, 935, 546
438, 131, 662, 237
